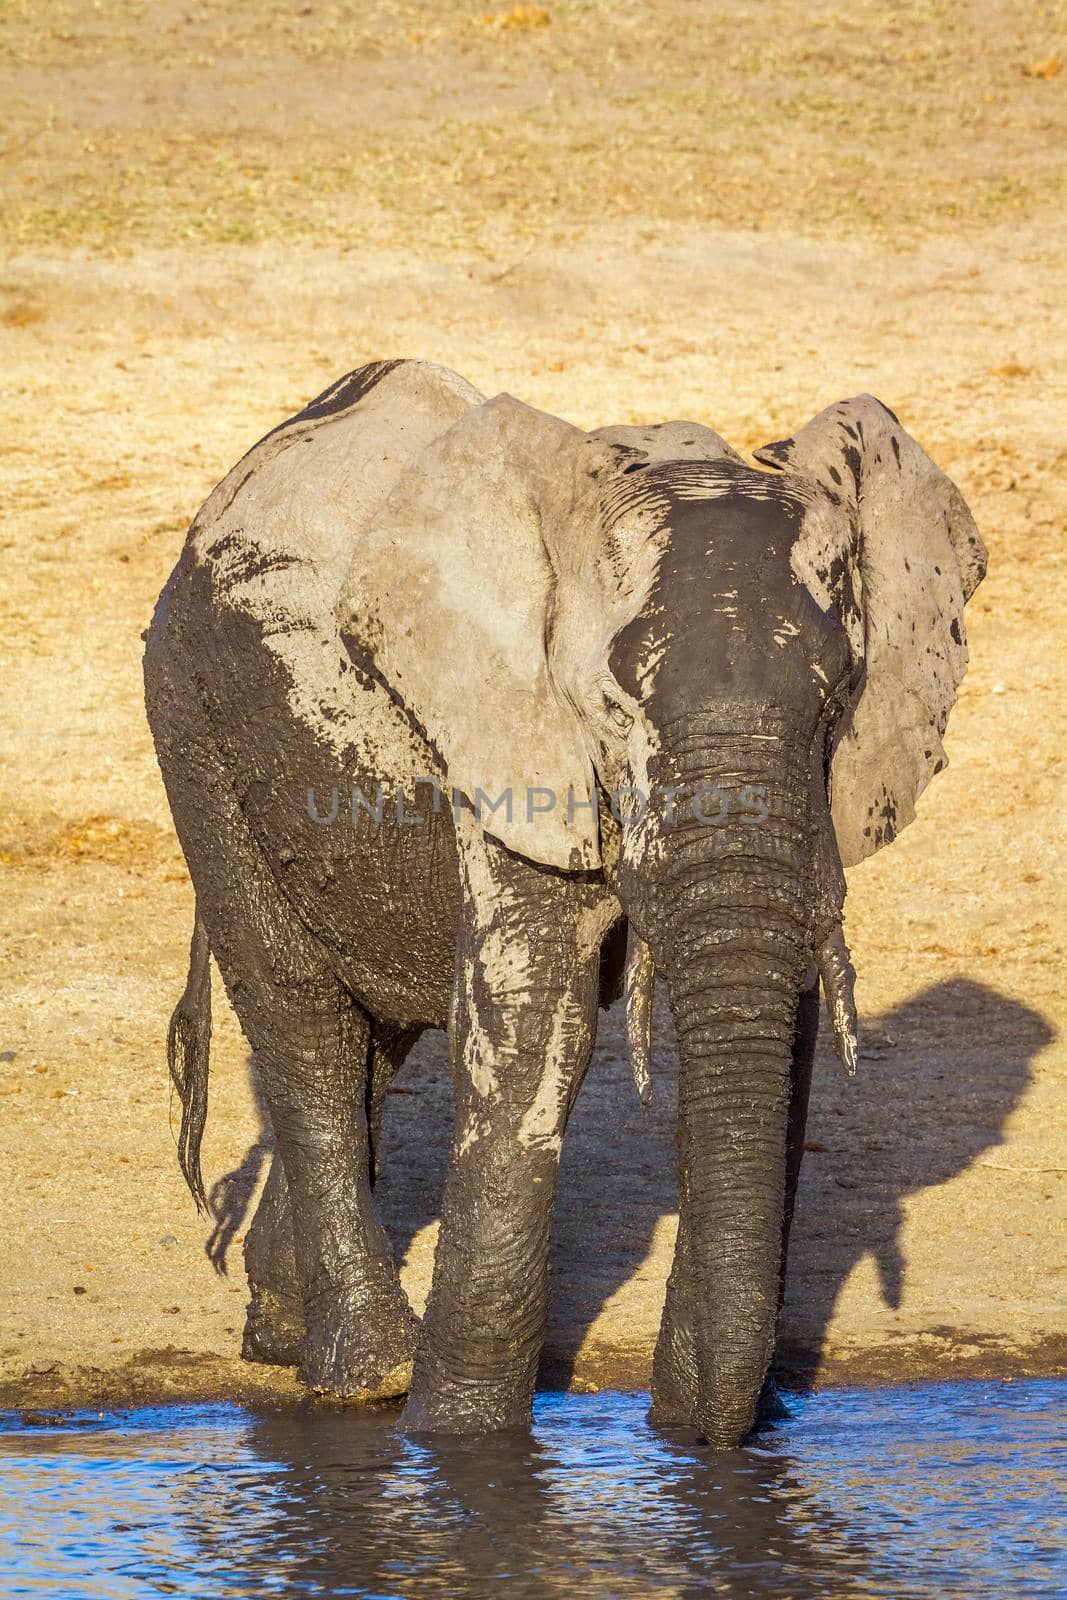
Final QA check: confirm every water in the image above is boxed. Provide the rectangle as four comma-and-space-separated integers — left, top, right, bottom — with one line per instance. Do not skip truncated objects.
0, 1382, 1062, 1599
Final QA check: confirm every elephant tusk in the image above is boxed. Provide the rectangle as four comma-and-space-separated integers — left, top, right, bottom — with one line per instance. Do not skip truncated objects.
815, 923, 859, 1077
625, 933, 655, 1106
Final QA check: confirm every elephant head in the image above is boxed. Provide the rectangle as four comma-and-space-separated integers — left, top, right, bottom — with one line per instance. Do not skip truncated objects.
337, 387, 985, 1445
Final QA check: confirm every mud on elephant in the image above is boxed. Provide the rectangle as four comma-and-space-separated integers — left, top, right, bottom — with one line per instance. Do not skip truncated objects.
144, 359, 985, 1445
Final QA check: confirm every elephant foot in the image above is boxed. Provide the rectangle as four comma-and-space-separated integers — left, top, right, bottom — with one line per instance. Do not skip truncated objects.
241, 1284, 305, 1368
298, 1294, 418, 1402
401, 1368, 536, 1435
314, 1356, 415, 1404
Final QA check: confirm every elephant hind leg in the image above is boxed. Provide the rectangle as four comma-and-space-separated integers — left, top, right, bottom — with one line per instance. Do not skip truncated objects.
242, 1018, 423, 1365
161, 721, 416, 1397
242, 1150, 303, 1367
219, 940, 418, 1398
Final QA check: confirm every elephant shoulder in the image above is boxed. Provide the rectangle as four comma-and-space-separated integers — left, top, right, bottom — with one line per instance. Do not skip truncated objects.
185, 360, 485, 627
147, 361, 483, 768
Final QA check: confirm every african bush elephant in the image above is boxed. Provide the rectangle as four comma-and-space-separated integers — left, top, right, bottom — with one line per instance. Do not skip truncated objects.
144, 360, 985, 1445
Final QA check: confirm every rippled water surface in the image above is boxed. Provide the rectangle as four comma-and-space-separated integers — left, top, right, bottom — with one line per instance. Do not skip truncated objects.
0, 1382, 1063, 1598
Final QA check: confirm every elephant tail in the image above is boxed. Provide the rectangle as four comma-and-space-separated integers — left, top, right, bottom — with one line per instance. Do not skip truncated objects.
167, 904, 213, 1214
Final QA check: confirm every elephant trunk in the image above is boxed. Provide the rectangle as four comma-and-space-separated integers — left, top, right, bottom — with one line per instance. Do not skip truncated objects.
650, 721, 843, 1446
667, 929, 802, 1446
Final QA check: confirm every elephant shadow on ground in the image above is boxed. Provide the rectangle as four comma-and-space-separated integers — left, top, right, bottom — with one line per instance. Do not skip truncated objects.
547, 974, 1048, 1387
205, 978, 1050, 1390
772, 976, 1053, 1384
203, 1070, 272, 1276
541, 974, 1051, 1389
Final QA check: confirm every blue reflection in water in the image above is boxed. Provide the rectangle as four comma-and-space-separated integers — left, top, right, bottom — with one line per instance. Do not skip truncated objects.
0, 1382, 1063, 1599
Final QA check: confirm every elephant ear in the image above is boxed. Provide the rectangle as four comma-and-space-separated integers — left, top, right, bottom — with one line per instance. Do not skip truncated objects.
755, 396, 987, 867
337, 393, 602, 871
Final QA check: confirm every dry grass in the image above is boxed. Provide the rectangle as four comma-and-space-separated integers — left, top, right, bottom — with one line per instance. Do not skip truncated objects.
2, 0, 1065, 251
0, 813, 185, 874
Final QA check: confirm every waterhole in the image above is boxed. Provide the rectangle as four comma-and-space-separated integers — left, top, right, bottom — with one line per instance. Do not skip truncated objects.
0, 1381, 1062, 1597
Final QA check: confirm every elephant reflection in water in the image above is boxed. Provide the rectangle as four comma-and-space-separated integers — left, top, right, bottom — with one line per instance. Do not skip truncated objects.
171, 1403, 888, 1600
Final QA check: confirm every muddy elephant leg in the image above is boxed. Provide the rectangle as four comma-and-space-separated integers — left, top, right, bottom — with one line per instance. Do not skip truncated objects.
650, 975, 820, 1428
649, 1189, 698, 1425
226, 948, 418, 1396
402, 821, 605, 1433
243, 1020, 422, 1364
160, 714, 417, 1395
242, 1151, 303, 1366
185, 835, 413, 1395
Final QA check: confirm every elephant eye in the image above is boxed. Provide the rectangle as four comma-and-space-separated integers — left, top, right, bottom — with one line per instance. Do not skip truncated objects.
602, 689, 634, 735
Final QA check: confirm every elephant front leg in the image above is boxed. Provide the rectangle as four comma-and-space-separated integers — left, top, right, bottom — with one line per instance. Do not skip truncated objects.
402, 829, 603, 1433
402, 1126, 566, 1431
650, 1196, 698, 1426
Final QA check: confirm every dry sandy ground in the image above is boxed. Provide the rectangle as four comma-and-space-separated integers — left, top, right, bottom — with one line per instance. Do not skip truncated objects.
1, 0, 1064, 1409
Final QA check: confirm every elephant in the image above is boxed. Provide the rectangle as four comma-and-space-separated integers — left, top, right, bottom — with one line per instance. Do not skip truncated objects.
143, 359, 986, 1446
